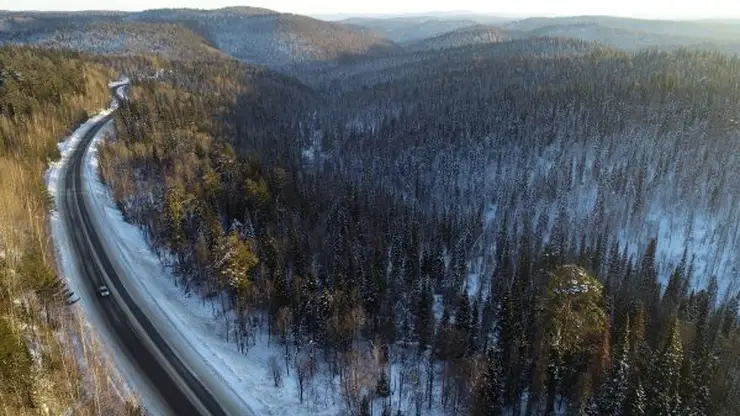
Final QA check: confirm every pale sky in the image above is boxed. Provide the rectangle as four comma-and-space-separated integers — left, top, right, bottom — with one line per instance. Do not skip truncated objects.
1, 0, 740, 20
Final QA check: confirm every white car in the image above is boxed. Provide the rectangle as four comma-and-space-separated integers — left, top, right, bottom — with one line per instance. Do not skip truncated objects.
98, 285, 111, 297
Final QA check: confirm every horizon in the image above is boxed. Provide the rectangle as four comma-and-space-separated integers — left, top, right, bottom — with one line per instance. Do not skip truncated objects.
2, 1, 740, 21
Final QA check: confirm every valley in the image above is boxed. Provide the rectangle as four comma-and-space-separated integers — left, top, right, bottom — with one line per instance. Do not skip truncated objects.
3, 5, 740, 415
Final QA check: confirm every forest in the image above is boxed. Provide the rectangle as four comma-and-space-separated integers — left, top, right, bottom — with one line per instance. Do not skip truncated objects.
0, 46, 136, 415
97, 42, 740, 415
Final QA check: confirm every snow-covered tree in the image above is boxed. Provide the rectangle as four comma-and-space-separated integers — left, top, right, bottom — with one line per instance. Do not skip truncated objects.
647, 317, 684, 416
596, 317, 631, 415
469, 345, 503, 416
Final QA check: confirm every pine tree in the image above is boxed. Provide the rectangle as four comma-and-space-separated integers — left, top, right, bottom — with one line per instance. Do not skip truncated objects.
678, 353, 697, 415
537, 265, 607, 414
450, 241, 467, 293
692, 355, 713, 416
217, 232, 258, 289
415, 279, 434, 353
597, 317, 631, 416
629, 302, 650, 374
435, 303, 453, 360
163, 182, 187, 251
663, 264, 686, 318
498, 291, 521, 408
491, 220, 513, 303
720, 292, 739, 338
469, 346, 503, 416
647, 317, 683, 416
469, 300, 480, 354
454, 293, 471, 357
688, 291, 714, 416
638, 239, 662, 345
624, 377, 646, 416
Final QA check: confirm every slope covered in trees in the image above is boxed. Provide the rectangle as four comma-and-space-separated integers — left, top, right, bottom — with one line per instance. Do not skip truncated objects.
0, 46, 132, 415
6, 10, 740, 77
130, 9, 402, 68
25, 22, 224, 61
7, 11, 740, 414
317, 46, 740, 292
0, 8, 402, 70
96, 39, 740, 414
405, 25, 509, 52
340, 16, 491, 43
502, 16, 740, 54
0, 14, 227, 61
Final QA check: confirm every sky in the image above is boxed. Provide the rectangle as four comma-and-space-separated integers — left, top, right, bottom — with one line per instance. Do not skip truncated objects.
1, 0, 740, 20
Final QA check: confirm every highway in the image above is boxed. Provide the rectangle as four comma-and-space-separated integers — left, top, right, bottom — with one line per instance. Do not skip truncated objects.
59, 102, 230, 416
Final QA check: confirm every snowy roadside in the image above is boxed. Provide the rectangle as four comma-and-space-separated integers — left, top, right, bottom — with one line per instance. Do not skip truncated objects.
83, 119, 342, 415
50, 83, 443, 416
45, 107, 163, 414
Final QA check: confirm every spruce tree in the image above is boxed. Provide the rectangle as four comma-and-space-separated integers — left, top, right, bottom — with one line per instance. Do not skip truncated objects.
624, 377, 646, 416
415, 279, 434, 353
470, 346, 503, 416
454, 293, 471, 357
597, 317, 631, 416
647, 318, 683, 416
498, 291, 521, 408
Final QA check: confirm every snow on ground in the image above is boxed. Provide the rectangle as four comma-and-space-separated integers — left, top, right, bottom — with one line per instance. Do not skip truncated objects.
47, 83, 444, 416
46, 106, 158, 413
109, 76, 131, 89
83, 121, 342, 415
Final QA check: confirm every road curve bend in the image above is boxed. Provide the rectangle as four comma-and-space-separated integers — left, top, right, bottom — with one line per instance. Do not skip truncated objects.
59, 99, 234, 415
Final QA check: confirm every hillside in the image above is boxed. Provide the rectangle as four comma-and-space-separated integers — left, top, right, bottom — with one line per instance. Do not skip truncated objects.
0, 45, 133, 415
129, 8, 401, 68
0, 8, 401, 69
406, 24, 510, 51
8, 8, 740, 416
5, 11, 740, 69
505, 15, 740, 40
94, 36, 740, 415
505, 16, 740, 52
303, 37, 601, 91
340, 16, 483, 43
0, 20, 226, 60
0, 11, 226, 60
344, 15, 740, 55
518, 22, 703, 50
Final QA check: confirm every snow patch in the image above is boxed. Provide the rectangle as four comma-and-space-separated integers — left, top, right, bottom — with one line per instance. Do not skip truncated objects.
45, 106, 149, 413
84, 121, 342, 415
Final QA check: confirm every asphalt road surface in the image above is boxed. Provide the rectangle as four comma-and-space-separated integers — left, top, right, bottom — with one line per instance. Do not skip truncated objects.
60, 110, 229, 416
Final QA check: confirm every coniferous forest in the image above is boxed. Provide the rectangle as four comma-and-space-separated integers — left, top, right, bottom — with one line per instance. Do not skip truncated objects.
98, 45, 740, 415
5, 9, 740, 416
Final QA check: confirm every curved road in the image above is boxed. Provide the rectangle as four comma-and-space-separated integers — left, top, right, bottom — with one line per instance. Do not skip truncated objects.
60, 100, 230, 415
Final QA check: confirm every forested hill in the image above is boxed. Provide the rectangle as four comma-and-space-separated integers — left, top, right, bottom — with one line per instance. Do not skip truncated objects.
97, 37, 740, 414
320, 45, 740, 291
5, 10, 740, 74
405, 25, 509, 52
339, 15, 513, 43
0, 8, 402, 68
129, 9, 402, 66
0, 46, 132, 414
9, 8, 740, 415
0, 15, 227, 61
500, 16, 740, 54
